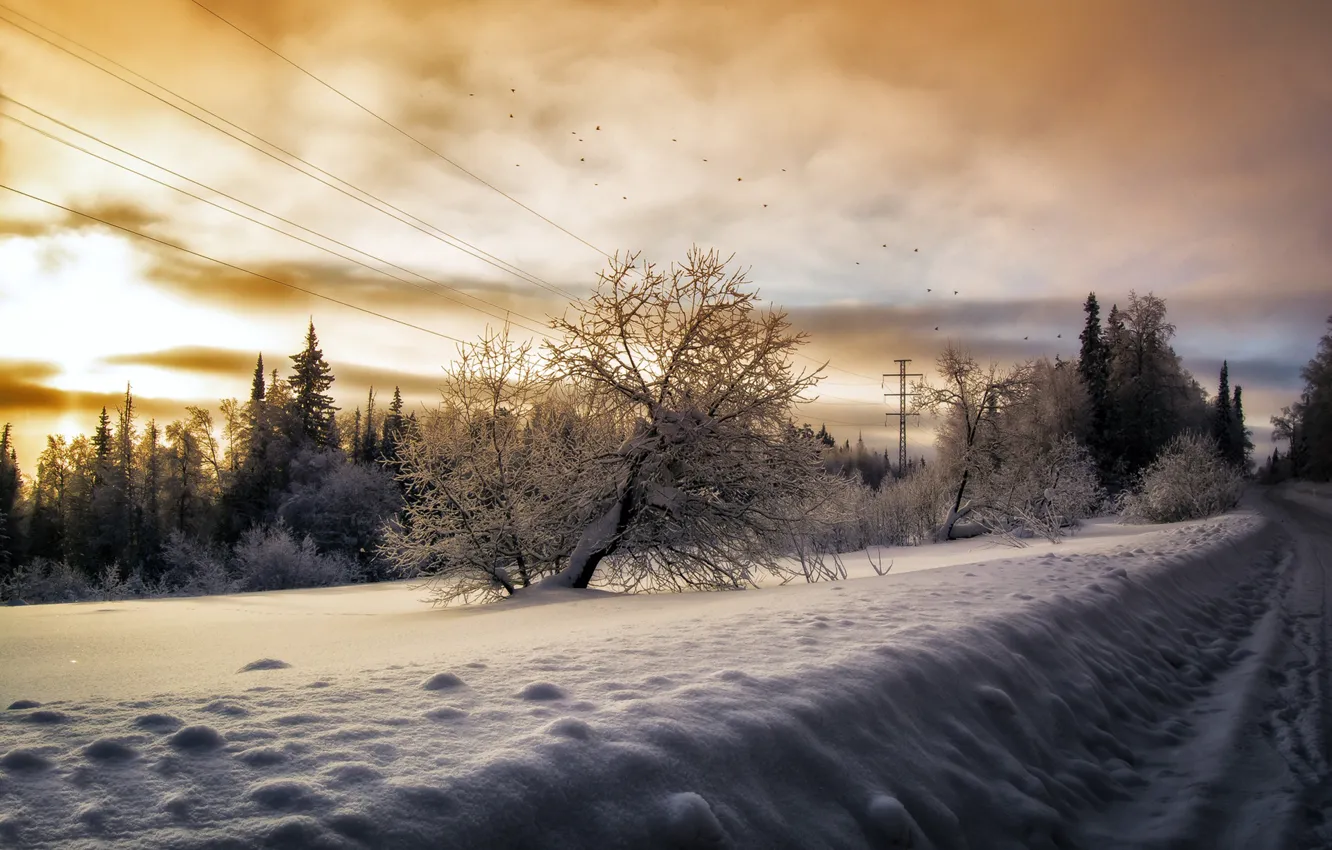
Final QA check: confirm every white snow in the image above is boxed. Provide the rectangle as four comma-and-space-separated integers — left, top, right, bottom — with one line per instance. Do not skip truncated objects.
0, 509, 1298, 848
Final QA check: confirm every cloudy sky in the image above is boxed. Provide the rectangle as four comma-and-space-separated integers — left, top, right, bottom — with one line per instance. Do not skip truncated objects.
1, 0, 1329, 466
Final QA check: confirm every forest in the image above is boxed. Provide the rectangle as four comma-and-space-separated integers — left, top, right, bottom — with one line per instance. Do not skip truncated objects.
0, 250, 1305, 606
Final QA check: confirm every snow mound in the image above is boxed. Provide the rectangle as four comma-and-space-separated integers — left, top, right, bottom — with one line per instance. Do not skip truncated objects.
0, 511, 1284, 848
237, 658, 291, 673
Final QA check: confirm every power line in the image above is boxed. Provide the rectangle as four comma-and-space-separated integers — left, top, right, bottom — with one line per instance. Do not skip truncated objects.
0, 4, 582, 304
1, 100, 555, 339
0, 182, 468, 344
0, 3, 900, 387
186, 0, 613, 263
174, 1, 895, 388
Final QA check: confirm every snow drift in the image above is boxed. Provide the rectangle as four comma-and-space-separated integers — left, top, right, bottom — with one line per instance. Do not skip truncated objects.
0, 511, 1282, 849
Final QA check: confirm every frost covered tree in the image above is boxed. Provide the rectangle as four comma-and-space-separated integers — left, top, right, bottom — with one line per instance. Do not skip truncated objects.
383, 325, 608, 601
915, 345, 1034, 541
543, 248, 836, 591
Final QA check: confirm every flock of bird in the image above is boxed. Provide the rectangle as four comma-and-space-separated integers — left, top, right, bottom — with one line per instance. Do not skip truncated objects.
470, 86, 1067, 342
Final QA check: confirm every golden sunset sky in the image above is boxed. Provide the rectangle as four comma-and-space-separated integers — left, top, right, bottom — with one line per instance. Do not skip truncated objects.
1, 0, 1329, 466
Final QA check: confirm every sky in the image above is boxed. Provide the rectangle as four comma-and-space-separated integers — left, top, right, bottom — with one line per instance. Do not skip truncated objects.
1, 0, 1329, 467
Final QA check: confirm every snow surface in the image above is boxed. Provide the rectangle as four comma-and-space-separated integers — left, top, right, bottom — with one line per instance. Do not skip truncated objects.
0, 510, 1295, 848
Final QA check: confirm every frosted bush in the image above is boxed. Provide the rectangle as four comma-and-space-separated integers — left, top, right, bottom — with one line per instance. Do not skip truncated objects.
160, 531, 236, 596
233, 522, 357, 592
1118, 431, 1244, 523
0, 558, 96, 604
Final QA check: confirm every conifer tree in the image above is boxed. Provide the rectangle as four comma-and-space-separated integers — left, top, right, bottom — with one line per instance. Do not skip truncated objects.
0, 424, 21, 572
381, 386, 405, 462
288, 320, 337, 447
1213, 361, 1234, 463
92, 407, 112, 484
1232, 385, 1253, 470
1077, 292, 1110, 465
362, 387, 378, 462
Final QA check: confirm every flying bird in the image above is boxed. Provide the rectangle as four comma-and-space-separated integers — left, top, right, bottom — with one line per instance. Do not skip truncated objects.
914, 248, 918, 252
935, 327, 940, 331
737, 177, 742, 181
763, 204, 768, 208
1057, 334, 1062, 338
511, 88, 515, 93
509, 114, 514, 118
580, 157, 584, 161
953, 290, 958, 295
1024, 336, 1029, 340
927, 288, 932, 292
596, 125, 601, 130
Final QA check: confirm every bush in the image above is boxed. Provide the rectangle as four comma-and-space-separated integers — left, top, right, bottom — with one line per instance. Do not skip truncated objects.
1118, 431, 1244, 523
277, 453, 401, 578
805, 464, 953, 553
233, 522, 358, 592
0, 558, 96, 604
160, 531, 236, 596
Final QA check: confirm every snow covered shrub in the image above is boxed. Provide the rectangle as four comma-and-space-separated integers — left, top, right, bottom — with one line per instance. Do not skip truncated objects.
971, 435, 1105, 543
0, 558, 95, 604
160, 530, 236, 596
1117, 431, 1245, 523
233, 522, 357, 592
806, 465, 952, 553
277, 450, 402, 573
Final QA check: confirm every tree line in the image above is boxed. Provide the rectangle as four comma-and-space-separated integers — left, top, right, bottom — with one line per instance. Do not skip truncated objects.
0, 320, 408, 595
1266, 316, 1332, 482
0, 252, 1274, 603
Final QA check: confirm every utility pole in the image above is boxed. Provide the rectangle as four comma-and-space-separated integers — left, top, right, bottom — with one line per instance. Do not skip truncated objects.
883, 359, 922, 476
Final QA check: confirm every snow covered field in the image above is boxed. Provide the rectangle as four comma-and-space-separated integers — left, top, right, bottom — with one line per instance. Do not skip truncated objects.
0, 504, 1315, 848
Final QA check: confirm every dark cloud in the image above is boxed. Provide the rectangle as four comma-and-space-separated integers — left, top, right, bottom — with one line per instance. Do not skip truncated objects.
142, 252, 568, 324
101, 347, 260, 376
93, 345, 448, 402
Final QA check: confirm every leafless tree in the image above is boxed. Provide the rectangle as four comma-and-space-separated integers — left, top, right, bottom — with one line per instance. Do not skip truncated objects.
914, 345, 1034, 541
543, 247, 841, 591
382, 325, 610, 603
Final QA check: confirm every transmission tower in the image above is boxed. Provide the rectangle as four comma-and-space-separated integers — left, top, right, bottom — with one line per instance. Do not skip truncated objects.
883, 359, 922, 476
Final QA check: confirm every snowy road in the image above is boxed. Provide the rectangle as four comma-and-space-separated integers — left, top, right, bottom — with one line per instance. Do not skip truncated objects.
1071, 488, 1332, 849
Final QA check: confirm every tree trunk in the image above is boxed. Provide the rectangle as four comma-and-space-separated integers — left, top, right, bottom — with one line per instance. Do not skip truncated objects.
935, 468, 971, 542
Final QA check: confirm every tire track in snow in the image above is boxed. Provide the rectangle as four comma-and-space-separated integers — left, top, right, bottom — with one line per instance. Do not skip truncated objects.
1074, 490, 1332, 850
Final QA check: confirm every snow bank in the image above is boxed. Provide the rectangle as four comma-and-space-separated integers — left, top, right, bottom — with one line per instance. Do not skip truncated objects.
0, 511, 1281, 849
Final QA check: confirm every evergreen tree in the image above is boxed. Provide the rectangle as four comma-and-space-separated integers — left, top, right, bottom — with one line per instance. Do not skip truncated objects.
250, 354, 266, 403
362, 387, 378, 463
288, 320, 338, 447
1076, 292, 1111, 466
1212, 361, 1234, 463
92, 407, 112, 484
138, 420, 165, 577
381, 386, 405, 462
0, 424, 21, 573
1231, 385, 1253, 470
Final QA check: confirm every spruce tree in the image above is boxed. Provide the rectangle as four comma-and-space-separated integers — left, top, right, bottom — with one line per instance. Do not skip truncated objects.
0, 424, 21, 571
381, 386, 405, 462
92, 407, 112, 484
1232, 385, 1253, 469
1213, 361, 1234, 463
250, 354, 266, 403
288, 320, 338, 447
1077, 292, 1110, 466
362, 387, 378, 463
